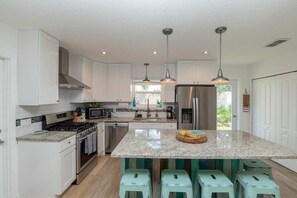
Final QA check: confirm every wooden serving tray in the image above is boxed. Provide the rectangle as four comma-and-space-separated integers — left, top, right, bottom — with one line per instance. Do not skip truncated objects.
176, 133, 208, 144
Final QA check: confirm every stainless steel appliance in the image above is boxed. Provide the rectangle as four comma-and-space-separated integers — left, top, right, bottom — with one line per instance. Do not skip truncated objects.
86, 107, 107, 119
44, 112, 98, 184
175, 85, 217, 130
105, 122, 129, 154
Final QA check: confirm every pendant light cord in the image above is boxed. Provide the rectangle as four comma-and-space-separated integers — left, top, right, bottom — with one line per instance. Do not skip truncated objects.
166, 34, 169, 70
219, 31, 222, 70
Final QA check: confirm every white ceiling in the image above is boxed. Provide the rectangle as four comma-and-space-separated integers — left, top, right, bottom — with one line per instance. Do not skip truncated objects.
1, 0, 297, 68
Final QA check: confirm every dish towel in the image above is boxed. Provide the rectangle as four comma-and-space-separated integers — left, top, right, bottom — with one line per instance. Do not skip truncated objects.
85, 134, 93, 155
92, 132, 97, 153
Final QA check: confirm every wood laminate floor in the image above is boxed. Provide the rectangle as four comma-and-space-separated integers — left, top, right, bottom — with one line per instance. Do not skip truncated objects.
62, 156, 297, 198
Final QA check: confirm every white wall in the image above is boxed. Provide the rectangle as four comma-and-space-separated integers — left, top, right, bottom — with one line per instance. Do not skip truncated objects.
0, 22, 18, 198
250, 48, 297, 78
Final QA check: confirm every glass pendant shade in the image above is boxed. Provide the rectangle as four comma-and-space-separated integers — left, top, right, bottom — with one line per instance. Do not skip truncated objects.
212, 26, 230, 84
160, 28, 176, 84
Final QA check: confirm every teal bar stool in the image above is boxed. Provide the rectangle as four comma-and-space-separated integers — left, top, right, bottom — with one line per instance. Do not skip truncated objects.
243, 159, 273, 179
161, 169, 193, 198
119, 169, 152, 198
234, 171, 280, 198
194, 170, 234, 198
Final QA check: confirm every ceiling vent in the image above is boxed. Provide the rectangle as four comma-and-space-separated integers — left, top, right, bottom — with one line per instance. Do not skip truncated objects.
265, 38, 290, 47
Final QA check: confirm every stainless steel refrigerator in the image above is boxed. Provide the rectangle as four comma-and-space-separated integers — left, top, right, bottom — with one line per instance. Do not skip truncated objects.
175, 85, 217, 130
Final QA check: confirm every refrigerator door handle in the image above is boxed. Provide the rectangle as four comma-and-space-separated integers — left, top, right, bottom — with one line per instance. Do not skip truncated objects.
196, 98, 199, 130
192, 98, 196, 129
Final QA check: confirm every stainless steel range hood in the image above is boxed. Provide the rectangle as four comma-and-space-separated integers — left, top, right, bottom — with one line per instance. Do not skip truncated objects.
59, 47, 90, 90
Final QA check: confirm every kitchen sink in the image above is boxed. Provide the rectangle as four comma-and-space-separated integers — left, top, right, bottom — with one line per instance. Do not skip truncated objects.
133, 117, 162, 121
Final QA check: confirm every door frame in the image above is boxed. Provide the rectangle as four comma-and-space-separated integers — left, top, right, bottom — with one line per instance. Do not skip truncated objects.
230, 79, 238, 130
0, 56, 15, 198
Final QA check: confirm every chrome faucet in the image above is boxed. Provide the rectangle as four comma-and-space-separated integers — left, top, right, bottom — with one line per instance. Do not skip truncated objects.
146, 98, 151, 118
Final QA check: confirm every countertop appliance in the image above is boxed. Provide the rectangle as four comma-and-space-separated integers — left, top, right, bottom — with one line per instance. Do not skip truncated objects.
175, 85, 217, 130
105, 122, 129, 154
44, 112, 98, 184
166, 106, 174, 119
86, 107, 107, 119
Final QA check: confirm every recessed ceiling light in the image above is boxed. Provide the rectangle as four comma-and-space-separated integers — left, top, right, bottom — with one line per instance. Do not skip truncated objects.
152, 51, 158, 55
203, 51, 208, 54
101, 51, 107, 55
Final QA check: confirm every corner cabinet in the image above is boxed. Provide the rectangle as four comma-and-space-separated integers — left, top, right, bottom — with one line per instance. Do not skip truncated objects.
93, 62, 108, 102
177, 61, 216, 84
107, 64, 131, 102
69, 56, 93, 102
18, 30, 59, 105
18, 135, 76, 198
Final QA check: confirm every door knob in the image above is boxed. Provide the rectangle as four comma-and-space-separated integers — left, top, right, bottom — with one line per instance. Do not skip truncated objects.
232, 115, 237, 118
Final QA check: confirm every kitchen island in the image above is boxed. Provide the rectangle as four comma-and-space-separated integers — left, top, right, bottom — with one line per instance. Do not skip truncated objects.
111, 129, 297, 197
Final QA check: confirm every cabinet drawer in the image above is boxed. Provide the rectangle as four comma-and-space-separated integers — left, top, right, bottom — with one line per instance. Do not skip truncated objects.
164, 123, 177, 129
59, 136, 76, 152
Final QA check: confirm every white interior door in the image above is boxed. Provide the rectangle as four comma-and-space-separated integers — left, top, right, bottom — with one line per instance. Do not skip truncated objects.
0, 58, 5, 198
230, 80, 238, 130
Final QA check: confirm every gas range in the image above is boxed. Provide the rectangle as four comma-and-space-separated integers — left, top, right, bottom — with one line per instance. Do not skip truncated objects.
44, 112, 97, 138
45, 120, 97, 138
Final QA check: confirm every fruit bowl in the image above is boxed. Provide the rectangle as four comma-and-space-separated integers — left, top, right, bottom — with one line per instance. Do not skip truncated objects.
176, 130, 207, 144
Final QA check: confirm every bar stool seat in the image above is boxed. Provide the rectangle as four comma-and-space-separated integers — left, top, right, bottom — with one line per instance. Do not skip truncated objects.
119, 169, 152, 198
234, 171, 280, 198
161, 169, 193, 198
194, 170, 234, 198
243, 159, 273, 179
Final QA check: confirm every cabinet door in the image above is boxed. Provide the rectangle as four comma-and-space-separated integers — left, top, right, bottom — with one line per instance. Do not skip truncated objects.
161, 84, 175, 103
59, 145, 76, 194
193, 61, 215, 84
82, 58, 93, 101
163, 123, 177, 129
93, 62, 107, 101
97, 123, 104, 156
107, 64, 120, 101
177, 61, 194, 84
39, 31, 59, 104
119, 64, 131, 102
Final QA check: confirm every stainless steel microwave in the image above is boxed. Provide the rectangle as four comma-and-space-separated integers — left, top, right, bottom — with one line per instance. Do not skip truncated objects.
86, 107, 107, 119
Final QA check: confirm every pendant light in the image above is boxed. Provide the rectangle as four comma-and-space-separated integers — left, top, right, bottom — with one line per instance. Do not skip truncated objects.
143, 63, 150, 83
211, 26, 230, 84
160, 28, 176, 84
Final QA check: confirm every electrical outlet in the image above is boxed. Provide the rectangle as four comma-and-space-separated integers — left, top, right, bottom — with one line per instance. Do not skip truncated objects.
21, 118, 31, 127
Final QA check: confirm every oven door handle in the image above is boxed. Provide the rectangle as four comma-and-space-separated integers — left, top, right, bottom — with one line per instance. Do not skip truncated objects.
78, 131, 97, 142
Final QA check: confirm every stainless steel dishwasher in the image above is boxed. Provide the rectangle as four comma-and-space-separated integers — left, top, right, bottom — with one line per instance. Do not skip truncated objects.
105, 122, 129, 154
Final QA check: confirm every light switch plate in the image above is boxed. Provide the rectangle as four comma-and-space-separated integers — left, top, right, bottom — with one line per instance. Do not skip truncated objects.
20, 118, 31, 127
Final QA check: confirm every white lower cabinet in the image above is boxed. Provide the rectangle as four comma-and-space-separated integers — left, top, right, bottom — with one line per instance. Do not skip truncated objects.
18, 135, 76, 198
129, 122, 177, 129
97, 122, 105, 156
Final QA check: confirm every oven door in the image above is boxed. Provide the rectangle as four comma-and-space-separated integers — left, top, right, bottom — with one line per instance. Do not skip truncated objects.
77, 130, 98, 173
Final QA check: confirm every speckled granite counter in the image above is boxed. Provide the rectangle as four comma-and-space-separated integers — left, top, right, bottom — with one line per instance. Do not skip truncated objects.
111, 129, 297, 159
88, 117, 177, 123
16, 131, 76, 142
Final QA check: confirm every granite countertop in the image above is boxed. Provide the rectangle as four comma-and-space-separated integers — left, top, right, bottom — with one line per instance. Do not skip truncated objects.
16, 131, 76, 142
111, 129, 297, 159
88, 117, 177, 123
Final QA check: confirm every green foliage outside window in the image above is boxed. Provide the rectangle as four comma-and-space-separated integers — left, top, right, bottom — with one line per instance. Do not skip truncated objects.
217, 104, 232, 129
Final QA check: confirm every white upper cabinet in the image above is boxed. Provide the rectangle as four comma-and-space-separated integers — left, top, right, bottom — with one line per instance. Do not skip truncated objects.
93, 62, 107, 101
161, 84, 175, 103
177, 61, 215, 84
107, 64, 131, 102
69, 55, 93, 102
18, 30, 59, 106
